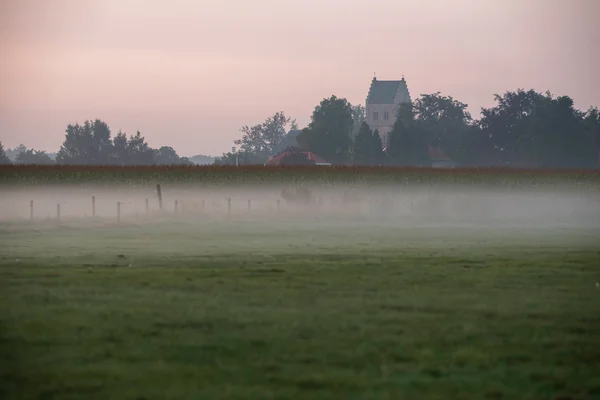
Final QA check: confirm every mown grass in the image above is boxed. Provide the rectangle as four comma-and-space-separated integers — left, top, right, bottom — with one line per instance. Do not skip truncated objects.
1, 165, 600, 189
1, 221, 599, 399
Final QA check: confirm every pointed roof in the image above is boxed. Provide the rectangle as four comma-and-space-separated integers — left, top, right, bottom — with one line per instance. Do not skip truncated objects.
366, 77, 410, 105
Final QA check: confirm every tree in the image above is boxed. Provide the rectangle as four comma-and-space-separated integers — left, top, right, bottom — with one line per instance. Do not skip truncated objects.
297, 95, 354, 164
533, 95, 595, 168
234, 111, 296, 162
154, 146, 180, 165
110, 130, 156, 165
459, 124, 498, 166
153, 146, 191, 165
582, 107, 600, 167
125, 131, 155, 165
371, 129, 384, 165
56, 119, 114, 164
386, 102, 429, 166
480, 89, 546, 166
0, 142, 11, 164
112, 131, 130, 165
352, 122, 383, 165
411, 93, 472, 164
480, 89, 597, 168
353, 122, 373, 165
15, 149, 54, 164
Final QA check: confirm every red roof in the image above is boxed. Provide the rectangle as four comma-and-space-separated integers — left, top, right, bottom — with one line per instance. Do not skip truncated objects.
267, 150, 329, 165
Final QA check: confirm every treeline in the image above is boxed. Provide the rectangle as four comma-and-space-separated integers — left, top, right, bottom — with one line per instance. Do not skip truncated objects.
0, 120, 193, 166
218, 89, 600, 169
1, 88, 598, 169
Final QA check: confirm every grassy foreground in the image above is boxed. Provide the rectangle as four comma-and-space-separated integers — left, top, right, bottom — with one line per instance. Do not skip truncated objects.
0, 220, 599, 399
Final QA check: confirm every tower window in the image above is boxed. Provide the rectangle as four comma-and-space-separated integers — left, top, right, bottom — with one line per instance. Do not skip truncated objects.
373, 111, 379, 120
384, 111, 389, 120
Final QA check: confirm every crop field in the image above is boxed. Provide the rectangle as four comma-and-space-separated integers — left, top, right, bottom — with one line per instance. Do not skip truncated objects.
1, 165, 600, 399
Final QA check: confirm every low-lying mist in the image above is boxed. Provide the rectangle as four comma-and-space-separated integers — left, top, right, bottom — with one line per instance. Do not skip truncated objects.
1, 183, 598, 230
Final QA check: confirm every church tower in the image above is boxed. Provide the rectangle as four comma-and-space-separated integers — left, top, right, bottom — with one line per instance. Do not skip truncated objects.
365, 75, 411, 147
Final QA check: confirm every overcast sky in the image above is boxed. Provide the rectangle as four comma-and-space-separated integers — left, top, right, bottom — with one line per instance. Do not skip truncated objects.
1, 0, 598, 157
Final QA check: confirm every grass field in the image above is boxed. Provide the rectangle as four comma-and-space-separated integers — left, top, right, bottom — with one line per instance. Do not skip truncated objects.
1, 215, 599, 399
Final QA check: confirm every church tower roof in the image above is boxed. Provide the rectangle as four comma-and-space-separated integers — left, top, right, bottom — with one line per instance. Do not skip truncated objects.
366, 76, 410, 105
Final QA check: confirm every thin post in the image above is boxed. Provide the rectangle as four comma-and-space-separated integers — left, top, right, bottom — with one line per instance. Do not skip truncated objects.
227, 198, 232, 216
247, 199, 251, 211
201, 199, 205, 211
277, 199, 280, 212
57, 203, 61, 223
30, 200, 34, 221
145, 198, 149, 215
156, 184, 163, 211
175, 200, 179, 214
117, 201, 121, 222
92, 195, 96, 218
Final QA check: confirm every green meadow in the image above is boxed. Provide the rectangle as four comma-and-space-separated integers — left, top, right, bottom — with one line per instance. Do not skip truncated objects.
1, 216, 599, 400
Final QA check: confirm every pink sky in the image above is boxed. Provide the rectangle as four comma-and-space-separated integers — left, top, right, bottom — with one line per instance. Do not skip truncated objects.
1, 0, 598, 157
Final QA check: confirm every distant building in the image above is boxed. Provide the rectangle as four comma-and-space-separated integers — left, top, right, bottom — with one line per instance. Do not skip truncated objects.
365, 75, 411, 147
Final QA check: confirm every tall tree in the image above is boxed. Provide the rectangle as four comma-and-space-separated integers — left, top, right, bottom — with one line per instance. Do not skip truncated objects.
353, 122, 374, 165
534, 95, 595, 168
112, 131, 130, 165
0, 142, 11, 164
582, 107, 600, 167
480, 89, 547, 166
411, 93, 472, 164
234, 111, 295, 162
480, 89, 597, 168
56, 119, 114, 164
126, 131, 155, 165
386, 102, 430, 166
297, 95, 354, 164
459, 124, 498, 166
371, 129, 384, 165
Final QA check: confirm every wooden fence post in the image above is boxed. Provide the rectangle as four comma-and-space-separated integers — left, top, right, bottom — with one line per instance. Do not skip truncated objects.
145, 198, 149, 215
57, 203, 61, 223
156, 184, 163, 211
175, 200, 179, 214
30, 200, 34, 221
227, 198, 232, 216
247, 199, 251, 211
92, 195, 96, 218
